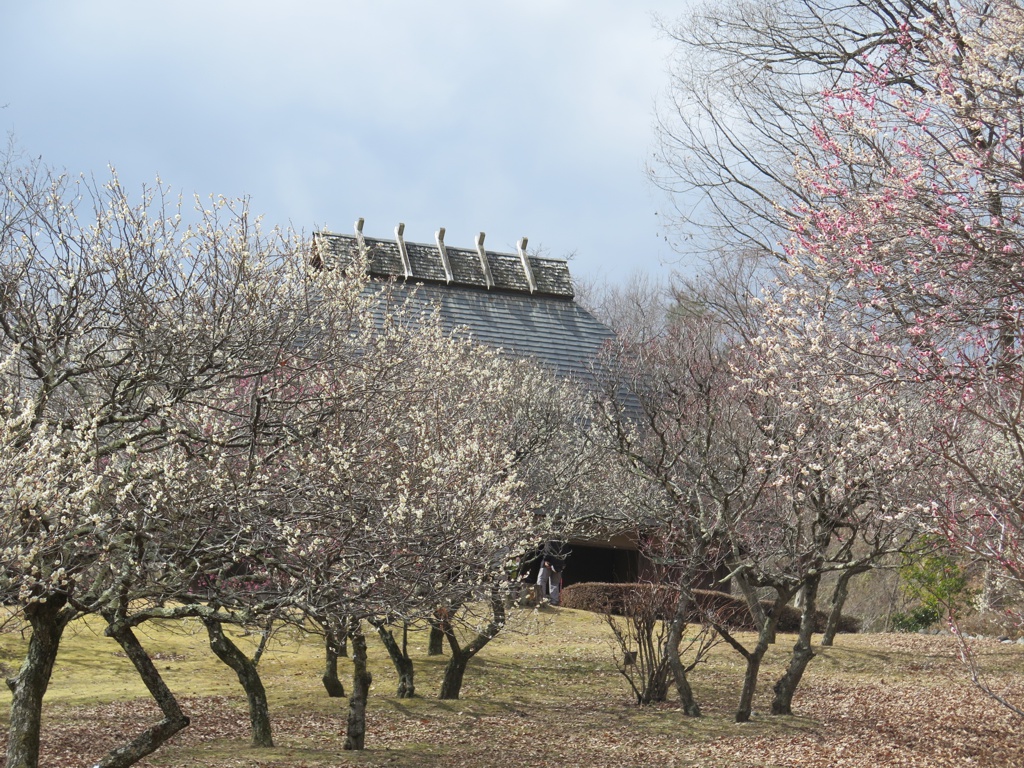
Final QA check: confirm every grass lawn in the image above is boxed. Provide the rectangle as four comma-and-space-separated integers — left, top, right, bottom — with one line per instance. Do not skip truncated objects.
1, 606, 1023, 767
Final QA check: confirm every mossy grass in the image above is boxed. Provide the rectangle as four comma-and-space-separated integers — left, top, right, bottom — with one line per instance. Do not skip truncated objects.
1, 606, 1022, 765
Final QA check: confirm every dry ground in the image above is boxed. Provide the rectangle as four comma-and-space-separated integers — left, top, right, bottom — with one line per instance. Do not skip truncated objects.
1, 608, 1023, 767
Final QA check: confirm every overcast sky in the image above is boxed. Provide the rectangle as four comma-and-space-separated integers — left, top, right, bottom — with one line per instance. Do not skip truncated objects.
1, 1, 694, 286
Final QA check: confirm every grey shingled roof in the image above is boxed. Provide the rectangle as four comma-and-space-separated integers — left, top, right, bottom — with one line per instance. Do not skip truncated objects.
312, 230, 613, 383
375, 282, 614, 383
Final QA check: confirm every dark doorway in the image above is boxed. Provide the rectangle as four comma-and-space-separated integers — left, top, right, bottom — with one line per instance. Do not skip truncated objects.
561, 545, 639, 587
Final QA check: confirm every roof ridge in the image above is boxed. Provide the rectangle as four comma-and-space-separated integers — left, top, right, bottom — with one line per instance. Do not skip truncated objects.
312, 224, 575, 299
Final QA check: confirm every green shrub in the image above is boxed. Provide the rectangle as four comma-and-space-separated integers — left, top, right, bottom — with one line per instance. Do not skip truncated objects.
892, 537, 975, 632
899, 539, 974, 617
891, 605, 942, 633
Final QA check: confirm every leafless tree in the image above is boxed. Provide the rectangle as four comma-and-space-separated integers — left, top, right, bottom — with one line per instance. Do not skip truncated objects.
604, 580, 719, 706
594, 294, 769, 718
653, 0, 950, 261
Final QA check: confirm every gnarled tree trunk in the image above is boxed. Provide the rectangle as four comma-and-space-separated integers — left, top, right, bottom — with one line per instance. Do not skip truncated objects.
344, 621, 372, 751
665, 589, 701, 716
715, 581, 791, 723
822, 566, 868, 647
714, 626, 770, 724
95, 619, 190, 768
373, 620, 415, 698
427, 615, 446, 656
439, 591, 505, 700
203, 618, 273, 747
771, 574, 820, 715
735, 572, 775, 643
322, 628, 347, 698
5, 596, 76, 768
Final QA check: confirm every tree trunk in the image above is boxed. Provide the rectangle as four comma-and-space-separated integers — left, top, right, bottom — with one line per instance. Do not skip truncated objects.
373, 621, 415, 698
736, 643, 767, 723
735, 571, 774, 643
674, 664, 701, 717
322, 628, 346, 698
665, 589, 701, 716
203, 618, 273, 747
251, 620, 273, 667
771, 574, 821, 715
344, 622, 372, 751
715, 587, 789, 723
438, 591, 505, 700
5, 596, 75, 768
427, 621, 445, 656
95, 621, 191, 768
440, 648, 471, 700
339, 630, 348, 657
821, 566, 868, 647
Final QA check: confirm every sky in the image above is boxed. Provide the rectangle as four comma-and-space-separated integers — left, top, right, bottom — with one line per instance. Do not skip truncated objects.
1, 1, 695, 287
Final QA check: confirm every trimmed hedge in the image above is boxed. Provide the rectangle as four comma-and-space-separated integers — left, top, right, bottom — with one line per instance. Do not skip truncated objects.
559, 582, 861, 634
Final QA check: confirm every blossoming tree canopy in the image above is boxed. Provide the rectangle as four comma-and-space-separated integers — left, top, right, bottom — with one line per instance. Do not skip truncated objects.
782, 0, 1024, 608
0, 159, 359, 768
